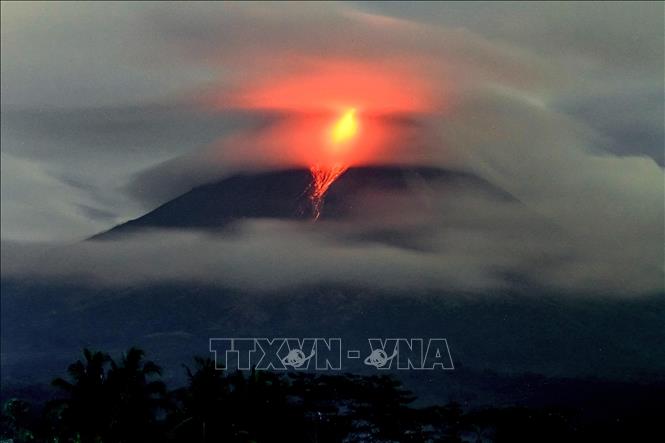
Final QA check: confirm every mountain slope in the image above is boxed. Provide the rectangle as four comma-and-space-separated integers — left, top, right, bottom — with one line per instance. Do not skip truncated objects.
94, 165, 512, 239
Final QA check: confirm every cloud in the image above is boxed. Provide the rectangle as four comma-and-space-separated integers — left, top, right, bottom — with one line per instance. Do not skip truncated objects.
0, 152, 112, 242
436, 89, 664, 294
0, 2, 662, 295
0, 2, 214, 108
1, 104, 272, 214
556, 90, 664, 166
355, 2, 664, 79
2, 172, 662, 295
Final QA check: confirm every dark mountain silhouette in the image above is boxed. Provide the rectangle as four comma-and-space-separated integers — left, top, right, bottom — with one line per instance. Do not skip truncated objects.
93, 165, 513, 239
3, 164, 663, 429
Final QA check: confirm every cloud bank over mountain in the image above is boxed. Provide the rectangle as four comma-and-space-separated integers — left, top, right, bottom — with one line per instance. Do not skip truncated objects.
1, 2, 662, 295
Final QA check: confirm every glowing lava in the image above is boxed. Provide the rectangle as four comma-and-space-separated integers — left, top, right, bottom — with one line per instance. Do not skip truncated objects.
331, 108, 358, 145
205, 60, 438, 219
309, 109, 360, 219
309, 163, 348, 219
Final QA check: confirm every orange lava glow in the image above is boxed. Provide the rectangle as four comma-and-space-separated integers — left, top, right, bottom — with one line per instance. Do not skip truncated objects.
330, 108, 358, 145
230, 60, 431, 115
309, 163, 348, 219
308, 108, 363, 218
222, 110, 396, 170
212, 60, 432, 170
209, 59, 434, 218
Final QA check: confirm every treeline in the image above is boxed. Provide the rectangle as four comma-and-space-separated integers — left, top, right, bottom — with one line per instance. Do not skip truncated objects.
0, 347, 655, 442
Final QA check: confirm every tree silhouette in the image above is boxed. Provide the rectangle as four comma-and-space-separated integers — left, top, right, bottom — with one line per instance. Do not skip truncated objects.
5, 345, 651, 442
105, 347, 167, 442
0, 398, 35, 442
50, 348, 112, 442
168, 356, 229, 442
47, 347, 166, 443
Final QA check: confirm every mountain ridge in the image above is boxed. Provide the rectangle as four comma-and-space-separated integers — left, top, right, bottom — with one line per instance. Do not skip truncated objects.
92, 164, 513, 240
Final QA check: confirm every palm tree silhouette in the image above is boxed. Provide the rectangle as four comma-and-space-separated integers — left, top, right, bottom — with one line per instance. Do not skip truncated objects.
106, 347, 167, 442
49, 347, 166, 443
169, 357, 228, 442
51, 348, 111, 442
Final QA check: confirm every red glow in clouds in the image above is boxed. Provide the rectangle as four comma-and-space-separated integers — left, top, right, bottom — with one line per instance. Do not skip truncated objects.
233, 61, 431, 115
307, 108, 360, 218
211, 60, 434, 218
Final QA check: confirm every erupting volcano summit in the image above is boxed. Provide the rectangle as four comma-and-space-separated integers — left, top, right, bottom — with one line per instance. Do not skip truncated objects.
309, 108, 359, 218
209, 60, 436, 220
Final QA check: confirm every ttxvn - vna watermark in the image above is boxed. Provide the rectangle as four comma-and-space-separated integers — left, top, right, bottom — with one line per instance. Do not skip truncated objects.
210, 338, 454, 371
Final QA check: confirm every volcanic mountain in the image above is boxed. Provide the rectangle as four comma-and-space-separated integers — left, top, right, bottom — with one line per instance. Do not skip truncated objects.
93, 165, 513, 239
3, 164, 664, 414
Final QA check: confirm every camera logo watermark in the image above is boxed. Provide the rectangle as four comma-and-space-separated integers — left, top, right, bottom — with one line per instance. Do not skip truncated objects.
209, 338, 453, 371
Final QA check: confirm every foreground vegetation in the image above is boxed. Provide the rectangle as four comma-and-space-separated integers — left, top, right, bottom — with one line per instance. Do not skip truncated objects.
0, 347, 659, 442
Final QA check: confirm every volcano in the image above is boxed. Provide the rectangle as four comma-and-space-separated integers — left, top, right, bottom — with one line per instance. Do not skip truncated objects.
93, 165, 513, 240
4, 165, 664, 415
